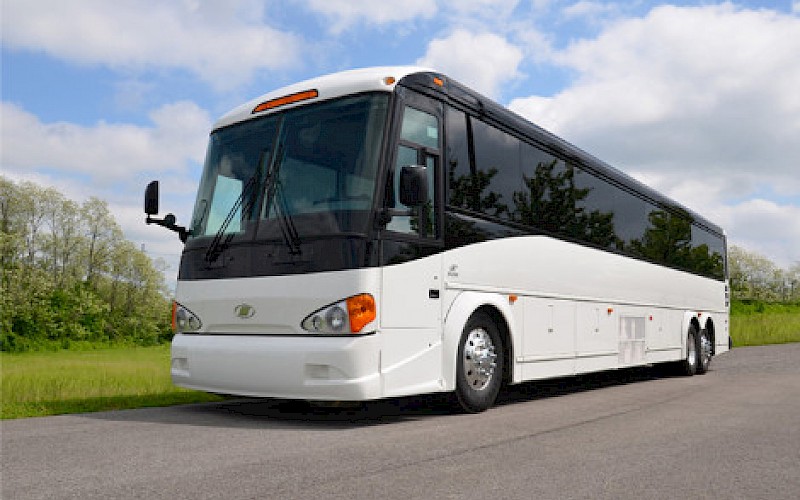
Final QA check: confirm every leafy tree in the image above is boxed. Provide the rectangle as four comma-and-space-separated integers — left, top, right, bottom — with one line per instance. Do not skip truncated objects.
82, 197, 120, 288
729, 245, 796, 302
0, 176, 172, 352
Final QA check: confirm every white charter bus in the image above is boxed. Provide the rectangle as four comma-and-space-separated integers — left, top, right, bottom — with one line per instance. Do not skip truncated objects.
145, 67, 729, 412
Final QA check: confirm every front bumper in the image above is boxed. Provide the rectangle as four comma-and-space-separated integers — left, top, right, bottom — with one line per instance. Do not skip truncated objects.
171, 333, 382, 401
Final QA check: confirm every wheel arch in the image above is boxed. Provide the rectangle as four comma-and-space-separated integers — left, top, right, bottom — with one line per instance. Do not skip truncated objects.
442, 291, 518, 391
474, 304, 513, 389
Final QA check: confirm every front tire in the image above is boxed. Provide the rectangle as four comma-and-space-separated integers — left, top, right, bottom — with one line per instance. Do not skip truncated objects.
455, 312, 503, 413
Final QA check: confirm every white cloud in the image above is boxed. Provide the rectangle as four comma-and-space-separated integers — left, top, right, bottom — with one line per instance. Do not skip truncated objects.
721, 199, 800, 268
303, 0, 436, 33
1, 101, 211, 182
507, 4, 800, 267
417, 29, 524, 98
510, 4, 800, 193
1, 0, 300, 90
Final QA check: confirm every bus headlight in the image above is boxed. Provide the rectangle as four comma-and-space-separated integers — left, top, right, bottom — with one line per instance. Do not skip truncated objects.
172, 301, 202, 333
326, 305, 347, 331
302, 294, 376, 334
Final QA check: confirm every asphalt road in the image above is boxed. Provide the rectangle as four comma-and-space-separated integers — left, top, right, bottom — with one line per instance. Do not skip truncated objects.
3, 343, 799, 500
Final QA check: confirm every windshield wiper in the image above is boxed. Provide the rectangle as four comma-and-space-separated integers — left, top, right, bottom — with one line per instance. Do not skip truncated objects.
262, 142, 302, 258
204, 175, 259, 263
272, 179, 302, 256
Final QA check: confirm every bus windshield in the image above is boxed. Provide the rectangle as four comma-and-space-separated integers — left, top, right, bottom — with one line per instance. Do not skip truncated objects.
188, 93, 389, 248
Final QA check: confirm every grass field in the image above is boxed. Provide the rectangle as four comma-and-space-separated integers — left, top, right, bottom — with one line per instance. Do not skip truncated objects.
1, 345, 222, 419
730, 302, 800, 347
2, 305, 798, 419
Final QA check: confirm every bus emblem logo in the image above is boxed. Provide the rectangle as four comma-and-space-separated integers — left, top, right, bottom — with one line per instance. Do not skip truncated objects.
235, 304, 256, 319
448, 264, 459, 278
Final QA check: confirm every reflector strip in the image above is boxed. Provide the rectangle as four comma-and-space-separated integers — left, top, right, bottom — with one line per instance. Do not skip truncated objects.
252, 89, 319, 114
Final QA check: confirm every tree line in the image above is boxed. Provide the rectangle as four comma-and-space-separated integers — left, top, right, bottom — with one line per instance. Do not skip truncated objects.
729, 245, 800, 303
1, 176, 171, 352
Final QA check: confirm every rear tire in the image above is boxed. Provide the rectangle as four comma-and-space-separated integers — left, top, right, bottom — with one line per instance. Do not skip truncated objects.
455, 312, 503, 413
696, 328, 712, 375
677, 325, 699, 376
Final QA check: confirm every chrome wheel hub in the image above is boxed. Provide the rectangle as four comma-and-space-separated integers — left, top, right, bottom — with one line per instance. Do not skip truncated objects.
463, 328, 497, 391
700, 333, 712, 366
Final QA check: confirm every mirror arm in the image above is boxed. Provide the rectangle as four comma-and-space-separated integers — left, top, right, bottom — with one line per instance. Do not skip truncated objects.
375, 208, 414, 227
146, 214, 190, 243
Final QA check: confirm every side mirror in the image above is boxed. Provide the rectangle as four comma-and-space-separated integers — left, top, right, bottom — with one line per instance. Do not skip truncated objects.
144, 181, 159, 215
399, 165, 428, 207
144, 180, 189, 243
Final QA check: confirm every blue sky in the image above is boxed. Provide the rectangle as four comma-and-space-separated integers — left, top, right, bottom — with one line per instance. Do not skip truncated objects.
2, 0, 799, 283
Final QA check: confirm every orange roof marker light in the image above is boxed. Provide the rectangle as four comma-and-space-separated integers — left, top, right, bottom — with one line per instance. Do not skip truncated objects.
432, 76, 444, 87
252, 89, 319, 114
383, 76, 396, 85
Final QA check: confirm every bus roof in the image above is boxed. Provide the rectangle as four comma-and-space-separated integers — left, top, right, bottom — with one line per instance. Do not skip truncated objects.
214, 66, 432, 130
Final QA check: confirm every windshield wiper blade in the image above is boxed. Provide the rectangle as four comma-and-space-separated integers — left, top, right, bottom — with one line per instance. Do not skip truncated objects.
205, 175, 258, 263
273, 179, 302, 256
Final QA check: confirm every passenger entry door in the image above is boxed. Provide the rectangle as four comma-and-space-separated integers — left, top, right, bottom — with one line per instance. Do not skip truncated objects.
380, 88, 443, 331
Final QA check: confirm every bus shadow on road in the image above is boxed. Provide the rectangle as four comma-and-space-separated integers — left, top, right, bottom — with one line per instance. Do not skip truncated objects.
208, 393, 458, 428
496, 364, 666, 407
88, 364, 673, 429
215, 365, 668, 424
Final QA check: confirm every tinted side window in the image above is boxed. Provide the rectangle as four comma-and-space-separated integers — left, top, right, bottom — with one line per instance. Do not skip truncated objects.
516, 142, 562, 233
567, 164, 619, 249
471, 119, 521, 219
691, 225, 726, 279
445, 107, 472, 209
630, 205, 694, 269
401, 107, 439, 149
613, 189, 649, 252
